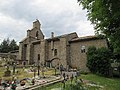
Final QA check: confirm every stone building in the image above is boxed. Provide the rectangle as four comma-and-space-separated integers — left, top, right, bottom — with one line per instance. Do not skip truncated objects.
18, 19, 107, 71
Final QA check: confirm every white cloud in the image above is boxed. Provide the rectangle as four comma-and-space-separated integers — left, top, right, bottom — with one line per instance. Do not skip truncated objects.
75, 21, 94, 36
0, 0, 95, 43
0, 13, 31, 42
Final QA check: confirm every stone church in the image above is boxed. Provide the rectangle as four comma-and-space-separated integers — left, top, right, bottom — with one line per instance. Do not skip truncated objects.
18, 19, 107, 71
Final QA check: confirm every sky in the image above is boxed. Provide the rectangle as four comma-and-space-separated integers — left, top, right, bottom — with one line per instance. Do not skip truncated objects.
0, 0, 94, 44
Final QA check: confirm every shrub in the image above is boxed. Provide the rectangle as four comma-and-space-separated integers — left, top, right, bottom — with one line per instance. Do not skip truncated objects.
87, 46, 112, 76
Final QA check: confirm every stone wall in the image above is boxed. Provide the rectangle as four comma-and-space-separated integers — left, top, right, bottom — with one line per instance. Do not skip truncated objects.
28, 28, 44, 40
59, 38, 67, 68
40, 40, 46, 64
46, 40, 60, 67
33, 43, 41, 65
70, 39, 107, 71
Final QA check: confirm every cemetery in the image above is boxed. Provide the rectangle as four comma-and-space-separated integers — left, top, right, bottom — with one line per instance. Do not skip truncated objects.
0, 59, 120, 90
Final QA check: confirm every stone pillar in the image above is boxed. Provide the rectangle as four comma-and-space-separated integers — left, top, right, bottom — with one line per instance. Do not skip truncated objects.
60, 38, 67, 69
29, 44, 34, 64
51, 32, 54, 59
18, 43, 23, 61
40, 40, 46, 65
26, 44, 31, 65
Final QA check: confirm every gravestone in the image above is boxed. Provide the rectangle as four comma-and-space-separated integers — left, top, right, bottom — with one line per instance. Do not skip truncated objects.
4, 65, 11, 77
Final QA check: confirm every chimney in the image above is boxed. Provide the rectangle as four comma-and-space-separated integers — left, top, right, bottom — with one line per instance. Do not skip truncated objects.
27, 30, 30, 37
51, 32, 54, 38
51, 32, 54, 50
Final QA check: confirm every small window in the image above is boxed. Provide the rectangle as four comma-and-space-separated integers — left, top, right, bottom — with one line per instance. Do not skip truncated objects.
36, 31, 38, 39
54, 49, 57, 56
81, 46, 85, 53
38, 54, 40, 60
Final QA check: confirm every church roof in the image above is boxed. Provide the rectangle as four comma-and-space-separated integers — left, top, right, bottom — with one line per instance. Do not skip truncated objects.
19, 37, 27, 43
46, 32, 77, 41
69, 35, 103, 42
19, 36, 37, 43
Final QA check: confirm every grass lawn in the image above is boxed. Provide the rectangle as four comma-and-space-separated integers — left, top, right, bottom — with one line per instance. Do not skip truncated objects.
0, 66, 34, 80
0, 66, 57, 81
36, 73, 120, 90
80, 73, 120, 90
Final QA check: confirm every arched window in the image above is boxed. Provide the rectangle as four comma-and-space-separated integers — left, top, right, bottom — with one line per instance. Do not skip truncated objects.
36, 31, 38, 39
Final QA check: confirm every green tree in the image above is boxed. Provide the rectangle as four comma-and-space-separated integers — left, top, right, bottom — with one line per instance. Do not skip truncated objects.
0, 38, 10, 53
0, 38, 19, 53
78, 0, 120, 59
9, 39, 19, 51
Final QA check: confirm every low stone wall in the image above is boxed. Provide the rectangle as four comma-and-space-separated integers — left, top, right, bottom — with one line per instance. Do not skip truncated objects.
18, 76, 62, 90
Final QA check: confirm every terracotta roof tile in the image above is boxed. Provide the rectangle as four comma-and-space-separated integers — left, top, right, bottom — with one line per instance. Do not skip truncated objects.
70, 35, 99, 42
